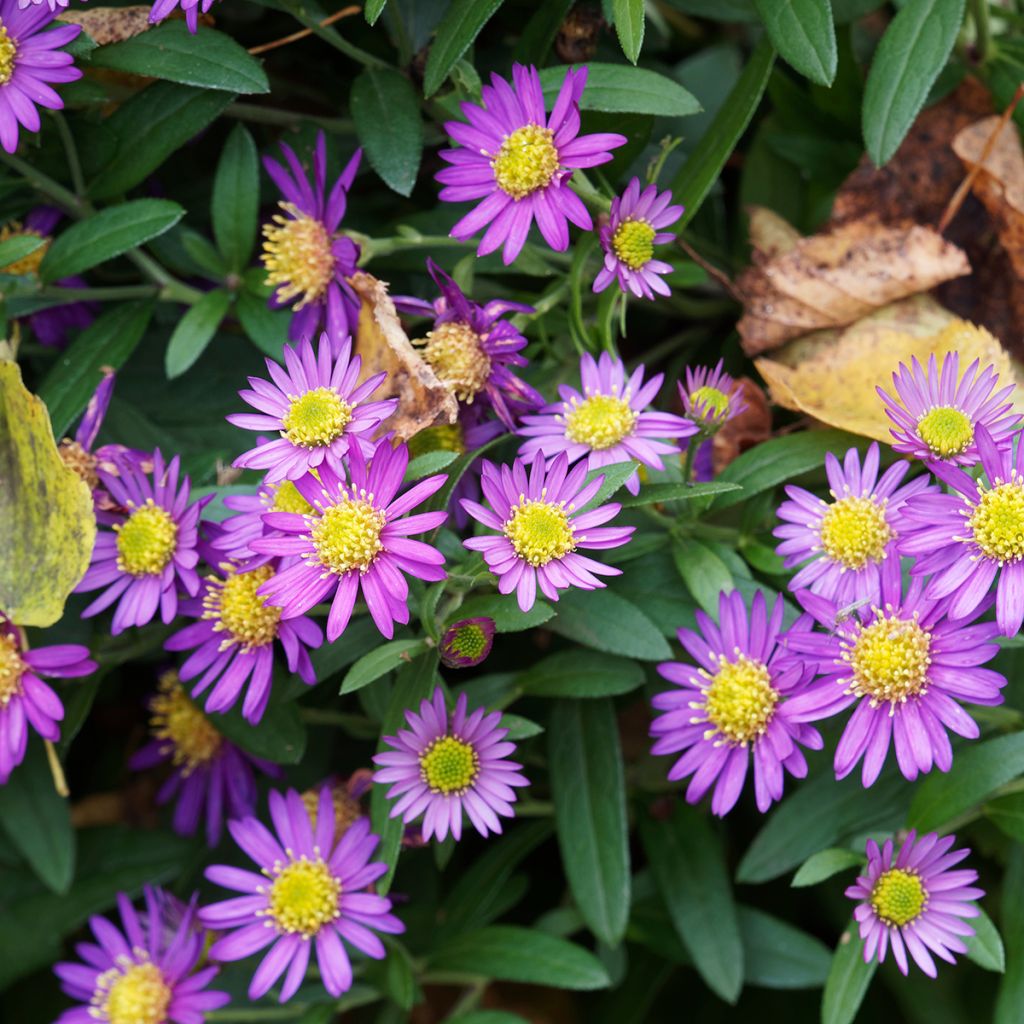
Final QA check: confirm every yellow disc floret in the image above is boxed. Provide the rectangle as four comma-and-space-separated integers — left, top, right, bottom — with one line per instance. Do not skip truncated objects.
420, 322, 491, 402
0, 632, 26, 708
871, 868, 927, 927
611, 218, 656, 270
690, 385, 730, 420
420, 735, 479, 794
492, 124, 560, 200
149, 671, 223, 774
0, 223, 48, 276
262, 203, 335, 309
969, 478, 1024, 564
0, 22, 17, 89
563, 393, 637, 450
204, 564, 281, 652
94, 960, 172, 1024
311, 497, 386, 575
818, 496, 892, 571
845, 613, 931, 707
271, 479, 315, 516
265, 857, 341, 938
282, 387, 353, 448
116, 501, 178, 577
916, 406, 974, 458
702, 653, 779, 745
504, 499, 576, 566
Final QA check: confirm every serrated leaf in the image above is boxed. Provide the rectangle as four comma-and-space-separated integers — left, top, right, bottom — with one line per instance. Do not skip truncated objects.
517, 650, 645, 699
754, 0, 836, 86
791, 847, 863, 888
423, 0, 506, 97
352, 67, 424, 196
612, 0, 645, 63
340, 638, 427, 694
165, 289, 231, 378
538, 63, 700, 117
548, 588, 671, 660
821, 927, 876, 1024
213, 124, 259, 271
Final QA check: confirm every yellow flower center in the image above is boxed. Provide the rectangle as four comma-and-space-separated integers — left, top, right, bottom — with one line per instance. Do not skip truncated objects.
115, 501, 178, 577
690, 385, 730, 420
420, 322, 491, 402
702, 653, 779, 745
94, 961, 172, 1024
0, 224, 48, 276
563, 393, 637, 450
504, 498, 576, 566
311, 497, 386, 575
492, 124, 560, 200
969, 478, 1024, 564
282, 387, 353, 449
58, 439, 100, 491
611, 218, 656, 270
262, 203, 335, 309
265, 857, 341, 938
871, 868, 927, 927
0, 21, 17, 88
302, 783, 363, 839
0, 632, 25, 708
407, 422, 466, 458
204, 564, 281, 652
420, 735, 479, 794
916, 406, 974, 458
845, 613, 931, 706
149, 671, 223, 774
271, 479, 315, 515
818, 496, 892, 570
446, 622, 488, 661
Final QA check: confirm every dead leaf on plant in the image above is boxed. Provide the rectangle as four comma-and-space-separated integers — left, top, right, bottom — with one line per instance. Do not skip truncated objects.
57, 6, 156, 45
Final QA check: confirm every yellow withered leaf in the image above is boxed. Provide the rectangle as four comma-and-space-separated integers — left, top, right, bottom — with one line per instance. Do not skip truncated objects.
0, 361, 95, 626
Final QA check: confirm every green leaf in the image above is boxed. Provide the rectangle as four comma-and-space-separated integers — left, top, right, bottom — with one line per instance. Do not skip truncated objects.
39, 200, 184, 283
454, 593, 556, 633
513, 0, 575, 64
791, 848, 863, 888
365, 0, 388, 23
0, 740, 74, 894
966, 908, 1006, 974
612, 0, 645, 63
619, 480, 741, 508
405, 450, 458, 481
352, 67, 424, 196
213, 124, 259, 271
822, 928, 876, 1024
986, 792, 1024, 844
548, 589, 671, 661
579, 458, 638, 511
671, 36, 775, 228
447, 1014, 530, 1024
501, 713, 543, 740
165, 289, 231, 378
538, 63, 700, 117
89, 22, 268, 94
340, 638, 427, 694
673, 537, 733, 615
640, 805, 743, 1003
517, 650, 645, 699
429, 925, 610, 990
310, 616, 382, 681
423, 0, 506, 97
753, 0, 837, 85
738, 906, 831, 989
213, 693, 307, 764
39, 301, 154, 438
0, 233, 44, 271
909, 733, 1024, 832
861, 0, 966, 166
996, 847, 1024, 1022
549, 700, 630, 946
237, 270, 289, 356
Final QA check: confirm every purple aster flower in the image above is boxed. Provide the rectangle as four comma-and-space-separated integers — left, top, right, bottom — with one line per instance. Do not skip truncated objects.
0, 0, 80, 154
774, 442, 933, 609
75, 450, 209, 634
900, 425, 1024, 636
54, 886, 229, 1024
783, 563, 1005, 786
593, 177, 683, 299
680, 360, 748, 433
210, 475, 316, 564
373, 688, 529, 841
440, 616, 495, 668
846, 830, 983, 977
261, 132, 362, 346
201, 787, 404, 1003
650, 590, 824, 816
518, 351, 696, 496
878, 353, 1018, 467
227, 333, 397, 484
394, 259, 542, 427
301, 771, 373, 840
0, 617, 94, 784
19, 1, 70, 12
148, 0, 215, 32
461, 451, 634, 612
253, 438, 448, 641
129, 669, 281, 846
165, 560, 322, 724
438, 63, 626, 264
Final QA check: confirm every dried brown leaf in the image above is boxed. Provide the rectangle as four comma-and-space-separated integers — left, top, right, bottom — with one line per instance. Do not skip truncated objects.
711, 377, 772, 473
57, 6, 156, 45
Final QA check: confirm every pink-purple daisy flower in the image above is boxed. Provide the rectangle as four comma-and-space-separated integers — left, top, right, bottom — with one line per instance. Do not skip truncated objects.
900, 425, 1024, 636
650, 590, 824, 816
846, 830, 983, 977
878, 352, 1017, 466
461, 452, 634, 612
228, 333, 396, 484
680, 360, 748, 432
201, 787, 404, 1003
148, 0, 215, 32
438, 63, 626, 264
0, 617, 94, 784
774, 442, 933, 609
209, 475, 316, 565
593, 177, 683, 299
54, 885, 229, 1024
373, 688, 529, 842
518, 351, 696, 496
783, 563, 1005, 786
75, 451, 208, 634
253, 438, 448, 640
440, 616, 495, 669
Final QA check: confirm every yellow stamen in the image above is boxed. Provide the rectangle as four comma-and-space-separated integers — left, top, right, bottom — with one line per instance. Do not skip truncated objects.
262, 202, 335, 309
149, 671, 223, 774
563, 392, 637, 450
420, 735, 479, 794
263, 857, 341, 938
115, 500, 178, 577
611, 218, 655, 270
504, 498, 576, 566
818, 496, 892, 571
690, 385, 730, 420
844, 612, 931, 707
419, 322, 491, 402
0, 632, 26, 708
916, 406, 974, 458
282, 387, 353, 448
701, 653, 778, 745
271, 479, 315, 516
0, 223, 47, 276
871, 868, 927, 927
203, 564, 281, 652
311, 496, 386, 575
0, 22, 17, 89
492, 124, 560, 200
968, 477, 1024, 564
94, 960, 172, 1024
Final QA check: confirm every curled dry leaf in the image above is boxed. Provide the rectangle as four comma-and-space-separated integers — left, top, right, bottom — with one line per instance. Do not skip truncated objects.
737, 209, 970, 356
57, 6, 157, 45
350, 271, 458, 441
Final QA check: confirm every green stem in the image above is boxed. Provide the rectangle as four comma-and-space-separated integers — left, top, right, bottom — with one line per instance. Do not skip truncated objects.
570, 169, 613, 213
51, 112, 86, 197
208, 1008, 308, 1021
972, 0, 992, 62
0, 152, 85, 217
226, 102, 354, 133
682, 438, 698, 483
280, 1, 389, 68
514, 799, 554, 816
36, 285, 160, 303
